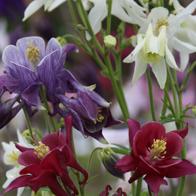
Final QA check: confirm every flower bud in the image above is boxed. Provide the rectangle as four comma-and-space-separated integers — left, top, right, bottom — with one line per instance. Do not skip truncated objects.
99, 148, 124, 179
104, 35, 117, 48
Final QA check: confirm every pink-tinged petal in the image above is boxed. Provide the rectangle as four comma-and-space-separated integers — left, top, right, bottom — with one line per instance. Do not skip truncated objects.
18, 150, 40, 166
133, 122, 165, 156
165, 132, 183, 157
171, 126, 188, 139
64, 115, 73, 148
15, 143, 33, 152
4, 175, 32, 193
116, 155, 137, 173
156, 159, 181, 169
144, 175, 167, 195
128, 119, 140, 147
161, 160, 196, 178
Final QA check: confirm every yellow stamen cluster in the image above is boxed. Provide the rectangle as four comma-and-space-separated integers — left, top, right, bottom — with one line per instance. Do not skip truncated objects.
155, 18, 168, 34
26, 44, 40, 65
34, 142, 49, 159
150, 139, 166, 160
8, 151, 19, 165
96, 113, 105, 123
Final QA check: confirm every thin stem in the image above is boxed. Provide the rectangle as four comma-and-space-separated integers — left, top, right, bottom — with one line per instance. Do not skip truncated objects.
146, 69, 156, 121
106, 0, 112, 34
40, 87, 57, 131
148, 186, 153, 196
135, 178, 142, 196
23, 106, 34, 140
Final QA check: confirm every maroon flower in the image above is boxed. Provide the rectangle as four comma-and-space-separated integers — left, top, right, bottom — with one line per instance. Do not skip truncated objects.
116, 119, 196, 196
4, 116, 88, 196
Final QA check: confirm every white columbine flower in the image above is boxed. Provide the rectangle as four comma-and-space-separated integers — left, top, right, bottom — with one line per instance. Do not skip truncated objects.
88, 0, 146, 35
138, 0, 196, 71
2, 130, 33, 196
124, 23, 179, 89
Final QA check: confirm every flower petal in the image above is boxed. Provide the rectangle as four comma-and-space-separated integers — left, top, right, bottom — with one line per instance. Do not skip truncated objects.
48, 0, 67, 11
116, 155, 137, 173
133, 122, 166, 156
128, 119, 140, 147
144, 175, 167, 195
23, 0, 45, 21
165, 132, 183, 157
151, 58, 167, 89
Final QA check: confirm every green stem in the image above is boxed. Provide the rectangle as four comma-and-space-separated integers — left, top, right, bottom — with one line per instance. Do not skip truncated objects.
40, 87, 57, 131
106, 0, 112, 34
146, 69, 156, 121
135, 178, 142, 196
105, 55, 129, 120
23, 106, 34, 140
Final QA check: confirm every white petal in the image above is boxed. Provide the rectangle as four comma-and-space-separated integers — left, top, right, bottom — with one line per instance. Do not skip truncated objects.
131, 55, 147, 85
48, 0, 67, 11
179, 51, 189, 71
165, 45, 179, 70
88, 0, 107, 35
23, 0, 45, 21
123, 37, 145, 63
152, 58, 167, 89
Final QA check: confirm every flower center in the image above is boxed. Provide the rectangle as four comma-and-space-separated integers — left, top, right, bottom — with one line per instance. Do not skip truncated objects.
26, 44, 40, 65
96, 113, 104, 123
155, 18, 168, 34
8, 151, 19, 165
145, 52, 161, 63
150, 139, 166, 160
34, 142, 49, 159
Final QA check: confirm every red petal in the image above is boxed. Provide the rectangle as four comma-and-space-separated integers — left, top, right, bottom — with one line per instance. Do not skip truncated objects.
15, 143, 32, 152
128, 169, 144, 183
4, 175, 32, 193
116, 155, 137, 172
64, 115, 73, 148
18, 150, 40, 166
128, 119, 140, 147
144, 175, 167, 195
171, 126, 188, 139
161, 160, 196, 178
165, 132, 183, 157
133, 122, 165, 156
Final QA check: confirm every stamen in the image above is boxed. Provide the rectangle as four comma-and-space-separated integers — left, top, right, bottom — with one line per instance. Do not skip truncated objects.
34, 142, 49, 159
155, 18, 168, 34
150, 139, 166, 160
26, 44, 40, 65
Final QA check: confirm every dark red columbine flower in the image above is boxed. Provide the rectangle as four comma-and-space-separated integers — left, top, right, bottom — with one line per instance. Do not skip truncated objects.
116, 119, 196, 196
4, 116, 88, 196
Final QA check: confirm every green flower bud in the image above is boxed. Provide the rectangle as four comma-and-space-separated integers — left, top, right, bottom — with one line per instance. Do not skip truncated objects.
99, 148, 124, 179
104, 35, 117, 48
56, 36, 67, 46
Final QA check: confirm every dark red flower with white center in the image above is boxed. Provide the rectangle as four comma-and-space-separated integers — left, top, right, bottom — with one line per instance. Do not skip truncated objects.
116, 119, 196, 196
4, 116, 88, 196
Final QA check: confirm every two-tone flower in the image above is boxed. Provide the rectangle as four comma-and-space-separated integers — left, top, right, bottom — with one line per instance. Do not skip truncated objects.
116, 119, 196, 196
4, 116, 88, 196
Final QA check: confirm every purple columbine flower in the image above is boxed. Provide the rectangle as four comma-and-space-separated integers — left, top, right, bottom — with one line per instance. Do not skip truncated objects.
0, 36, 75, 106
35, 39, 119, 141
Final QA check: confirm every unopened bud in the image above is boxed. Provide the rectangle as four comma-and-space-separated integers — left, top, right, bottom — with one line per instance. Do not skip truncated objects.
104, 35, 117, 48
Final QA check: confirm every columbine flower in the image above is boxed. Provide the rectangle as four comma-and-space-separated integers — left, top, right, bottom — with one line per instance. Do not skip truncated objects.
4, 116, 88, 196
0, 36, 75, 106
124, 23, 180, 89
2, 130, 33, 196
116, 119, 196, 196
49, 69, 119, 142
87, 0, 145, 35
137, 1, 196, 71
